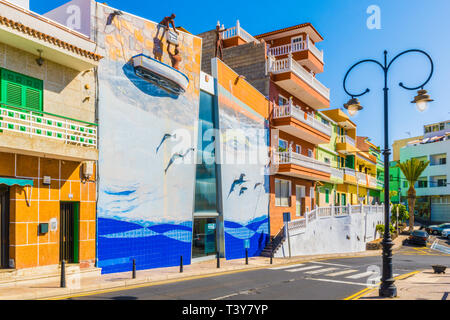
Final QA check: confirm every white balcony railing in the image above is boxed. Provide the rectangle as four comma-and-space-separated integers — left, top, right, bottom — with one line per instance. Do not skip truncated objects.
331, 167, 344, 180
368, 175, 378, 188
357, 172, 367, 185
344, 168, 356, 176
273, 100, 332, 136
267, 54, 330, 100
0, 103, 97, 148
222, 20, 259, 44
274, 151, 332, 174
338, 135, 356, 146
268, 36, 324, 63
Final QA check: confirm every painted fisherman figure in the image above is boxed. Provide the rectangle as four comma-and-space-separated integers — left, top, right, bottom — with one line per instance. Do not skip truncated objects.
156, 13, 179, 40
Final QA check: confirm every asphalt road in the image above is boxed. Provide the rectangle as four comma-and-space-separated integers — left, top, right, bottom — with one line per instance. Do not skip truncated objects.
68, 245, 449, 301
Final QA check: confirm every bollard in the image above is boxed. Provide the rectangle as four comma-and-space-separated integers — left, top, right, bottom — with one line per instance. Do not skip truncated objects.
270, 248, 273, 265
132, 259, 136, 279
60, 260, 66, 288
180, 256, 183, 273
217, 252, 220, 269
245, 248, 248, 265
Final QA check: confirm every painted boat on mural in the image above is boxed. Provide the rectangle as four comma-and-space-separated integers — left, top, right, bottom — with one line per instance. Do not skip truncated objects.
131, 54, 189, 95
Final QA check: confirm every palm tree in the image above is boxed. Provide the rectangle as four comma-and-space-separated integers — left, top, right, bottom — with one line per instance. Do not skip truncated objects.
396, 159, 430, 232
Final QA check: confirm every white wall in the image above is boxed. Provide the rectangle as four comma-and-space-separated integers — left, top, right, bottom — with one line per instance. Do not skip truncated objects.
275, 208, 385, 258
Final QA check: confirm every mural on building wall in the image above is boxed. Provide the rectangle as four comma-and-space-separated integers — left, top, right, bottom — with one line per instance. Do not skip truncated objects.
215, 84, 270, 259
92, 5, 202, 274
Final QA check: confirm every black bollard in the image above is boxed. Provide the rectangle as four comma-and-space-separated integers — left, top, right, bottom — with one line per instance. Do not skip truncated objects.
132, 259, 136, 279
217, 252, 220, 269
270, 248, 273, 265
245, 248, 248, 265
60, 260, 66, 288
180, 256, 183, 273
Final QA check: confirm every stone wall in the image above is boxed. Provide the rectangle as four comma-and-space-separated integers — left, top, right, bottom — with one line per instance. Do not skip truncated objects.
0, 42, 96, 123
198, 30, 269, 96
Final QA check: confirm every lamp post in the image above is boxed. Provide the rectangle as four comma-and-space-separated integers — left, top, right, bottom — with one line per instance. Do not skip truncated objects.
342, 50, 434, 298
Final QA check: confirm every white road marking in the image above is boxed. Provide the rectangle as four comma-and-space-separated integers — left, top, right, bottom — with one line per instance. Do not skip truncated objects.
286, 265, 322, 272
212, 292, 239, 300
305, 267, 338, 275
310, 261, 353, 268
325, 269, 359, 277
269, 263, 305, 270
346, 271, 375, 279
305, 277, 370, 287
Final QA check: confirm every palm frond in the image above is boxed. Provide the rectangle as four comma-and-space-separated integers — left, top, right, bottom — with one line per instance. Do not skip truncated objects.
396, 158, 430, 188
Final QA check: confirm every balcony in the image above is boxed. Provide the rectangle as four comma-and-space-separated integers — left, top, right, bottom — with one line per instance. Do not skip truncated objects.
267, 54, 330, 109
0, 1, 100, 71
273, 151, 331, 182
356, 172, 367, 186
330, 167, 344, 183
272, 100, 331, 144
222, 20, 259, 47
336, 135, 358, 154
268, 37, 324, 73
343, 168, 357, 185
0, 103, 98, 161
368, 175, 380, 189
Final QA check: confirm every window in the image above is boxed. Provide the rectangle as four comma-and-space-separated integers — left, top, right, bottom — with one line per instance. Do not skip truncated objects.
296, 145, 301, 154
275, 179, 291, 207
308, 149, 313, 158
324, 157, 330, 164
279, 139, 288, 152
278, 95, 288, 106
295, 185, 305, 216
291, 36, 303, 49
417, 179, 427, 188
0, 68, 43, 111
325, 189, 330, 204
437, 179, 447, 187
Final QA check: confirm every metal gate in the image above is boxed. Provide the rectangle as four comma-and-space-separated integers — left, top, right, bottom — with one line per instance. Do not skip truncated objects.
60, 202, 79, 263
0, 186, 9, 268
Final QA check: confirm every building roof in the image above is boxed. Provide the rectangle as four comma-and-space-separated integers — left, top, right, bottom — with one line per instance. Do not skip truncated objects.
254, 23, 324, 43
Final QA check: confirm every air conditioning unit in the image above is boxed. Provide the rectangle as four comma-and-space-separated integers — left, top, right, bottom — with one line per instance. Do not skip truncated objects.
82, 161, 94, 180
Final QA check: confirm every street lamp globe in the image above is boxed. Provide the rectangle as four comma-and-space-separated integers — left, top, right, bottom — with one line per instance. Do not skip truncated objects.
411, 89, 433, 112
344, 98, 363, 117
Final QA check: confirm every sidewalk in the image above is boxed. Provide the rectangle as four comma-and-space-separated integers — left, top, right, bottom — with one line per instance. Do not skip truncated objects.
0, 235, 407, 300
358, 269, 449, 300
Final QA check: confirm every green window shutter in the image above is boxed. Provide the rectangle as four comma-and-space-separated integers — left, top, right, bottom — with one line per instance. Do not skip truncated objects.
325, 189, 329, 203
1, 68, 43, 111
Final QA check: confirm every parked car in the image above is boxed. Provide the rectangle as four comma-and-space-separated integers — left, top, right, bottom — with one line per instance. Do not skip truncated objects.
426, 223, 450, 235
408, 230, 429, 246
441, 229, 450, 240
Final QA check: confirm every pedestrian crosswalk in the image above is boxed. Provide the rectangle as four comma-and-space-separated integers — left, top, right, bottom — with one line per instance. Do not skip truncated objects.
269, 262, 399, 283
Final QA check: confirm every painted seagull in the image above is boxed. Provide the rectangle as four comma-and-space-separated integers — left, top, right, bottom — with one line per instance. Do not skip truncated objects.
239, 186, 248, 196
164, 147, 195, 174
254, 182, 263, 190
156, 133, 177, 154
228, 173, 247, 197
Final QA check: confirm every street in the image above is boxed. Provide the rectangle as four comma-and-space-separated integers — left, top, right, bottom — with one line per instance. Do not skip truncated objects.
66, 245, 449, 300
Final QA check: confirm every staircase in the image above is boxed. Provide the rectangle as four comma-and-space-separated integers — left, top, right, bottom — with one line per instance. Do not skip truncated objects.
260, 227, 286, 257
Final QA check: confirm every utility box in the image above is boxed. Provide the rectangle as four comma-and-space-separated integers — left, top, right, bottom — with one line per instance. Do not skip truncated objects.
39, 223, 49, 234
82, 161, 94, 180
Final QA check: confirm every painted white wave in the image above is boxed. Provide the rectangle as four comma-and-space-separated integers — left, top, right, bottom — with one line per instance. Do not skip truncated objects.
101, 227, 160, 239
163, 229, 192, 243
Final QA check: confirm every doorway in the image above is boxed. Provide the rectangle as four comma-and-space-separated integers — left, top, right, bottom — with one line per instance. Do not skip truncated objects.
192, 218, 217, 259
60, 202, 79, 263
0, 186, 9, 269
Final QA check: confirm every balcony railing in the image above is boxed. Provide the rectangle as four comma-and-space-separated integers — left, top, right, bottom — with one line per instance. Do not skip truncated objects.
274, 151, 332, 174
0, 103, 97, 148
343, 168, 356, 176
331, 167, 344, 180
222, 20, 259, 44
357, 172, 367, 185
268, 37, 324, 63
368, 175, 378, 188
273, 100, 332, 136
338, 135, 356, 146
267, 54, 330, 100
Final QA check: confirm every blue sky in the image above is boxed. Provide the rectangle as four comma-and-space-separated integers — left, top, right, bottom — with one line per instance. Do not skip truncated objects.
32, 0, 450, 149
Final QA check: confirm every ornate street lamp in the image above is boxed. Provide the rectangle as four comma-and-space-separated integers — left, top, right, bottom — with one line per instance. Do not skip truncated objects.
342, 49, 434, 298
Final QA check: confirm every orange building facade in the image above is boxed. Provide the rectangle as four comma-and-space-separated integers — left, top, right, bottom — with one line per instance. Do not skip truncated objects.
0, 1, 100, 271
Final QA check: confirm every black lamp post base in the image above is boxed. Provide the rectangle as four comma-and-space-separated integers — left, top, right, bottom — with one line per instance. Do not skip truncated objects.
379, 283, 397, 298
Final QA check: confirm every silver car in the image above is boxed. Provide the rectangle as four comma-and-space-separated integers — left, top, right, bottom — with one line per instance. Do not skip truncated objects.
442, 229, 450, 240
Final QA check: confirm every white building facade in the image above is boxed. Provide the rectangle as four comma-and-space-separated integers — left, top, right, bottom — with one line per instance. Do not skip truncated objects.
399, 120, 450, 223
